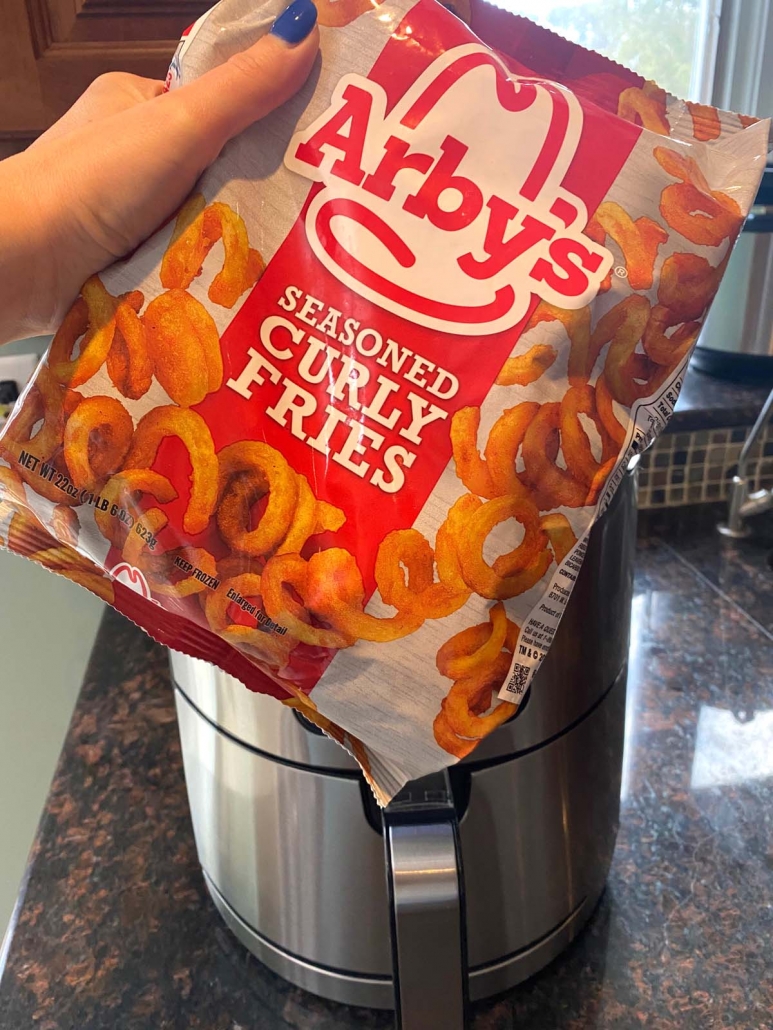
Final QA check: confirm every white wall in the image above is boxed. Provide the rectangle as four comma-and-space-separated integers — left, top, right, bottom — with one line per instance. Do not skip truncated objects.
0, 336, 50, 359
0, 333, 104, 941
0, 550, 104, 940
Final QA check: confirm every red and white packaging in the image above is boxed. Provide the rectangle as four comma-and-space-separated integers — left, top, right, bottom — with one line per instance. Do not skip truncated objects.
1, 0, 768, 802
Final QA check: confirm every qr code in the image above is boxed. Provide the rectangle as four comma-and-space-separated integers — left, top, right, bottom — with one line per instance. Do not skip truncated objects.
505, 663, 530, 698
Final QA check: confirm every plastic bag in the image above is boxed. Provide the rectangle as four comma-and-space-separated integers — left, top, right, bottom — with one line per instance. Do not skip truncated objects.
1, 0, 768, 802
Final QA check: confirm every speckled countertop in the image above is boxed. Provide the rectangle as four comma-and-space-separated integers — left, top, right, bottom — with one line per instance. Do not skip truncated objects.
670, 366, 771, 432
1, 508, 772, 1030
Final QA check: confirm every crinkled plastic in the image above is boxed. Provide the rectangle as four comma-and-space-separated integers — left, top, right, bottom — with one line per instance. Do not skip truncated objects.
1, 0, 768, 803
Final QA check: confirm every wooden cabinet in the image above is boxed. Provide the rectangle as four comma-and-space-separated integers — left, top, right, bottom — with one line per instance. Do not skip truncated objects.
0, 0, 210, 157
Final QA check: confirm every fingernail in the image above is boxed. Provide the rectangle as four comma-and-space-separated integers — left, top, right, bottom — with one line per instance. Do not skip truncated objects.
270, 0, 318, 44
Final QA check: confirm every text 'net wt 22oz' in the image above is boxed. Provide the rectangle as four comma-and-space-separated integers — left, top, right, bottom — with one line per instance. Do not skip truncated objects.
1, 0, 768, 803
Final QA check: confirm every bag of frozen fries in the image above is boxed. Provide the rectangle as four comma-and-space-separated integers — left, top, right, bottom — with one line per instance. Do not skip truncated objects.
1, 0, 768, 802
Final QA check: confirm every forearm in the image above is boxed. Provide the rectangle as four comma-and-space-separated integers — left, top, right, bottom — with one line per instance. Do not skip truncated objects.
0, 153, 60, 346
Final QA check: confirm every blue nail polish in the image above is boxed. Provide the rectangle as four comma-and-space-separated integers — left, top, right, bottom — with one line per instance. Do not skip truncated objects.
270, 0, 318, 44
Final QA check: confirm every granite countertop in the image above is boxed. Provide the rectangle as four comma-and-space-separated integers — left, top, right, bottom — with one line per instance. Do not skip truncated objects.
1, 510, 772, 1029
670, 365, 771, 432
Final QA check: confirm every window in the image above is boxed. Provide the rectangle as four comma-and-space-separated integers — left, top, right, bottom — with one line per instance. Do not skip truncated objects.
496, 0, 721, 101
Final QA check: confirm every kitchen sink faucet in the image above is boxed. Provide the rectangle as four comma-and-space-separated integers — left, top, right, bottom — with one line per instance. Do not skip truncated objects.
719, 387, 773, 537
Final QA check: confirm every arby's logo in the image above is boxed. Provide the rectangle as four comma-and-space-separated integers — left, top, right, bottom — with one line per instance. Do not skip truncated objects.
111, 562, 152, 600
286, 44, 613, 336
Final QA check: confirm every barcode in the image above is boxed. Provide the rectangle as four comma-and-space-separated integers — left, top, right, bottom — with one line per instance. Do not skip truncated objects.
505, 662, 530, 698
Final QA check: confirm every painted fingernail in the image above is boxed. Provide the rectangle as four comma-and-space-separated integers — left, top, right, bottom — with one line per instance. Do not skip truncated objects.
270, 0, 318, 44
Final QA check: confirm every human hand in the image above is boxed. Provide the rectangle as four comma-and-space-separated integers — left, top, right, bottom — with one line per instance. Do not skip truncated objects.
0, 0, 319, 346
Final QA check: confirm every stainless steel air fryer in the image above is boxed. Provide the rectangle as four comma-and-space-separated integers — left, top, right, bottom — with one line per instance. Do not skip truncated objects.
693, 166, 773, 384
171, 463, 637, 1021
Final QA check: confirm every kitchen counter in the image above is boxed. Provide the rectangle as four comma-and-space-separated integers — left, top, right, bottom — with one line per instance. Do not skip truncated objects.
2, 511, 772, 1029
670, 365, 771, 432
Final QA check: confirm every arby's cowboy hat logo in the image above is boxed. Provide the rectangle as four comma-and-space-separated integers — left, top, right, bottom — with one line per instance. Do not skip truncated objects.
286, 44, 613, 335
111, 562, 153, 600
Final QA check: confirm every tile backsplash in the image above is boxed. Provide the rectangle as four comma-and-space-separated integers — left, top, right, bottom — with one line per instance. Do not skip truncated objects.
638, 423, 773, 509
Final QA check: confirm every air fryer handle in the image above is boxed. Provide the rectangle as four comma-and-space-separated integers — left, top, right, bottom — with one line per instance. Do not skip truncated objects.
382, 771, 468, 1030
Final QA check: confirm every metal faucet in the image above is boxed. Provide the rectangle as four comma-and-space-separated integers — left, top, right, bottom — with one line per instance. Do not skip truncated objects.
718, 386, 773, 537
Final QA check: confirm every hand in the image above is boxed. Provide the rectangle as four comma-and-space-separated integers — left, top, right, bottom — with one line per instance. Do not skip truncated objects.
0, 0, 319, 346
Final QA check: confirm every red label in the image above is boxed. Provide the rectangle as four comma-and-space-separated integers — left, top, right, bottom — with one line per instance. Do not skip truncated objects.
189, 0, 641, 692
286, 43, 612, 335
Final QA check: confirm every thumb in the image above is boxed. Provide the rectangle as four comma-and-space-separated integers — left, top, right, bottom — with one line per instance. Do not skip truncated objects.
21, 0, 320, 331
168, 0, 320, 160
